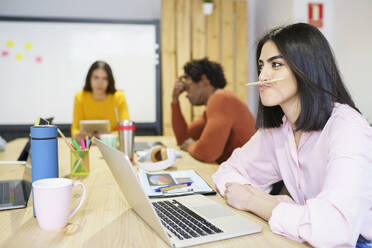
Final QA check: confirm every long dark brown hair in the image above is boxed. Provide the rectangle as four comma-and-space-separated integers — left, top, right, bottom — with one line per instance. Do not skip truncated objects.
83, 61, 116, 93
255, 23, 358, 131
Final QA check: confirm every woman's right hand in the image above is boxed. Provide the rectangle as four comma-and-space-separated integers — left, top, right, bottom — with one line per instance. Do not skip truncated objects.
172, 75, 187, 103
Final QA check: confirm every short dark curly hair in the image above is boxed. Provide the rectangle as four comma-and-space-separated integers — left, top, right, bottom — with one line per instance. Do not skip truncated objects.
183, 58, 227, 89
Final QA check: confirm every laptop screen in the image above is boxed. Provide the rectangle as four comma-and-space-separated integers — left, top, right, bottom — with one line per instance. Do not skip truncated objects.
0, 163, 32, 210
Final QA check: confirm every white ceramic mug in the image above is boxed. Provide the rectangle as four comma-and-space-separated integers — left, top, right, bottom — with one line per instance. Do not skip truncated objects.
32, 178, 86, 230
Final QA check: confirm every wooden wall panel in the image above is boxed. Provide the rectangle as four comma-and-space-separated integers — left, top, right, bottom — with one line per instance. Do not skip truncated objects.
192, 0, 206, 59
161, 0, 176, 136
221, 0, 234, 92
176, 0, 192, 124
161, 0, 249, 135
191, 0, 206, 121
235, 1, 248, 102
207, 0, 221, 62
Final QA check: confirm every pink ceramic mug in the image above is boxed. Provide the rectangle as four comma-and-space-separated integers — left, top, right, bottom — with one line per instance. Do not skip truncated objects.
32, 178, 86, 230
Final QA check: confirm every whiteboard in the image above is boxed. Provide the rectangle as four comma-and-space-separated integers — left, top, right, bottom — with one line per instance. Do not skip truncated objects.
0, 18, 160, 128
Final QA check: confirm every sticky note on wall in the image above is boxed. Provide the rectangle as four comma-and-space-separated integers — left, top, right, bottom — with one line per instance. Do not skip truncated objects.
15, 53, 23, 60
6, 41, 14, 47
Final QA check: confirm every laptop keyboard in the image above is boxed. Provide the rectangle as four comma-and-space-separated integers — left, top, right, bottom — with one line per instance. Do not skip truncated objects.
152, 199, 223, 240
0, 183, 10, 204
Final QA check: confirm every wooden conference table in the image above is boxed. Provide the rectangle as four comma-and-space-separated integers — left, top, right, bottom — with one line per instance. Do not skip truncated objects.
0, 137, 310, 248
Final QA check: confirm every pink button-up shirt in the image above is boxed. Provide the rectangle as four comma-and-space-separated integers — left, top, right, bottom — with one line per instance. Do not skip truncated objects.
212, 103, 372, 247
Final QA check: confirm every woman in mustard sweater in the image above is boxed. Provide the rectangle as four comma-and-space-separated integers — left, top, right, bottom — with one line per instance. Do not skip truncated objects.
71, 61, 130, 140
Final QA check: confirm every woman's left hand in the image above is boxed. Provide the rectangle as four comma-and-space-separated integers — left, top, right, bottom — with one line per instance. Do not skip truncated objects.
224, 183, 255, 211
224, 183, 294, 221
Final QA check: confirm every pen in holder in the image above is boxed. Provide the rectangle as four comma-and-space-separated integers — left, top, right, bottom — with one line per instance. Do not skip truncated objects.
70, 149, 89, 176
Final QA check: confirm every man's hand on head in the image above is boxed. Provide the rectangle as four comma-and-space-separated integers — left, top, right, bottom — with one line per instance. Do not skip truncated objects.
172, 75, 187, 103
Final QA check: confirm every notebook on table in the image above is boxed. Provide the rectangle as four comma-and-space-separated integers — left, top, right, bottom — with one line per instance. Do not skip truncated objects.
95, 138, 262, 248
0, 162, 32, 211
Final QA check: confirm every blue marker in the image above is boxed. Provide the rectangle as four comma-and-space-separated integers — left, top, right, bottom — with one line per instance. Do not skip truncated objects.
155, 182, 193, 192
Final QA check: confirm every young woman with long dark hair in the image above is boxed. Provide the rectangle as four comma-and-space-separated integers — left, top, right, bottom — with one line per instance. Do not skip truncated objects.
71, 61, 129, 140
212, 23, 372, 247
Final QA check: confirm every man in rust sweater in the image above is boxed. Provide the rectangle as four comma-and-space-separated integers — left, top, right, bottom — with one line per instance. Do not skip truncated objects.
172, 58, 256, 164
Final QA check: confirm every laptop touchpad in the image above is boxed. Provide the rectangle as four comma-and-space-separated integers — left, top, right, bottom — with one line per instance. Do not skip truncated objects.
192, 204, 235, 219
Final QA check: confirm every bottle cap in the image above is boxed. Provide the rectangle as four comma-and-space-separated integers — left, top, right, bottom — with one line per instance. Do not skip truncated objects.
30, 125, 57, 139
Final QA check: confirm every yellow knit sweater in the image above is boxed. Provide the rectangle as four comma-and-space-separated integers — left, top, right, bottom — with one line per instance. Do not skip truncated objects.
71, 90, 130, 138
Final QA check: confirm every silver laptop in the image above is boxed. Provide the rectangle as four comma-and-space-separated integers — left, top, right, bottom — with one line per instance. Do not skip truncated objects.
95, 138, 262, 248
0, 162, 32, 211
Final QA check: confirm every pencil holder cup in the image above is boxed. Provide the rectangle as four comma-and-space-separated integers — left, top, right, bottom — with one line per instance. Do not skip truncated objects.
70, 150, 89, 176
